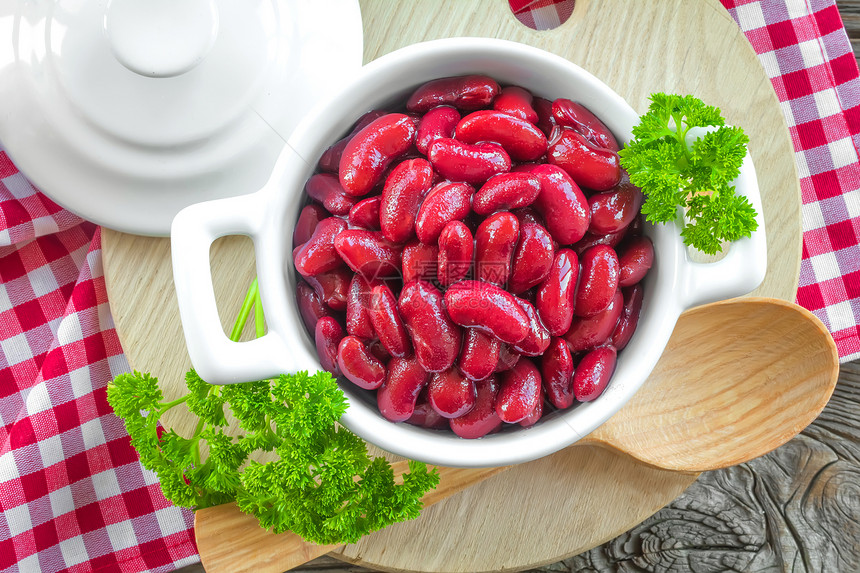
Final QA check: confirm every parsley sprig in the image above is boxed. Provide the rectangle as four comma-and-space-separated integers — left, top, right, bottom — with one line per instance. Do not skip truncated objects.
618, 93, 759, 254
107, 279, 439, 545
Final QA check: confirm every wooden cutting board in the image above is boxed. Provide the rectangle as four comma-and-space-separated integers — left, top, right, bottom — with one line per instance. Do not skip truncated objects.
101, 0, 802, 570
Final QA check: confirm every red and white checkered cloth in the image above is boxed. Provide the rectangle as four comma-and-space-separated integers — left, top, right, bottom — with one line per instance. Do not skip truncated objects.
0, 1, 858, 571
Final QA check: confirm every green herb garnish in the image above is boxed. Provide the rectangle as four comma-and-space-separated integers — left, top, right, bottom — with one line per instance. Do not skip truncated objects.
618, 93, 759, 254
107, 279, 439, 545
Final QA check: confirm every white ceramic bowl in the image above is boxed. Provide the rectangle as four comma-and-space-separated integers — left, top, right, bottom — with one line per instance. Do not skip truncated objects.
170, 38, 767, 468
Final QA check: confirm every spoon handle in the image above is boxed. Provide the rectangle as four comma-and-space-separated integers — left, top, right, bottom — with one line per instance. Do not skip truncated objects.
195, 463, 510, 573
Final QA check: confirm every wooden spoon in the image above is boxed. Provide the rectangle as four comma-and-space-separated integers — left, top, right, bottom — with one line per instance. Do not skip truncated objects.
194, 297, 838, 573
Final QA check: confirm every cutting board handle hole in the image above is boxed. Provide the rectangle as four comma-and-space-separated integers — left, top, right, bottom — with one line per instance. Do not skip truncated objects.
508, 0, 575, 30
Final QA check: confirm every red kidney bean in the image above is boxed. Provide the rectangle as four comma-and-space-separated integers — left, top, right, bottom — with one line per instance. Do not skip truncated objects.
303, 266, 351, 312
573, 229, 626, 255
472, 173, 541, 215
348, 196, 382, 230
377, 355, 430, 422
493, 86, 538, 124
508, 222, 554, 294
296, 281, 333, 334
340, 113, 416, 196
368, 340, 391, 363
369, 284, 412, 358
346, 274, 377, 340
407, 389, 450, 429
455, 110, 547, 162
444, 280, 530, 344
519, 383, 544, 427
315, 316, 344, 375
495, 358, 541, 423
415, 181, 474, 243
318, 110, 389, 173
548, 128, 622, 192
450, 376, 503, 438
401, 240, 439, 282
541, 337, 574, 409
495, 343, 521, 373
294, 217, 347, 277
573, 345, 617, 402
564, 289, 623, 352
459, 328, 501, 381
427, 139, 511, 184
380, 158, 434, 244
533, 96, 556, 137
536, 249, 579, 336
415, 106, 461, 155
437, 221, 473, 287
399, 281, 462, 372
521, 164, 590, 245
337, 335, 386, 390
611, 284, 644, 350
511, 206, 545, 228
618, 236, 654, 288
428, 368, 477, 418
588, 185, 644, 235
474, 212, 519, 287
511, 298, 551, 356
551, 99, 619, 152
407, 75, 500, 113
304, 173, 358, 216
334, 229, 402, 279
575, 245, 621, 317
293, 203, 328, 247
627, 214, 644, 237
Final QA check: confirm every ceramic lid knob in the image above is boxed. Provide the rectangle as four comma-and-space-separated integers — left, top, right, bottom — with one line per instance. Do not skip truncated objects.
105, 0, 219, 78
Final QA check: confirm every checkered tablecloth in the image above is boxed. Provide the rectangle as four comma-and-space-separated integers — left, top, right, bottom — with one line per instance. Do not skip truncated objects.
1, 1, 858, 571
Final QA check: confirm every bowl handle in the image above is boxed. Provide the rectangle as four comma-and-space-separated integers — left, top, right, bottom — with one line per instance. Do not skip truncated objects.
678, 151, 768, 309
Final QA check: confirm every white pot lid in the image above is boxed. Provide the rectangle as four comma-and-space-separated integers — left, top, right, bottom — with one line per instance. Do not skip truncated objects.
0, 0, 363, 236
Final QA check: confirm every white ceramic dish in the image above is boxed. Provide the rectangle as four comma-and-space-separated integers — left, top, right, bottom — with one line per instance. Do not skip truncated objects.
0, 0, 363, 236
170, 38, 767, 468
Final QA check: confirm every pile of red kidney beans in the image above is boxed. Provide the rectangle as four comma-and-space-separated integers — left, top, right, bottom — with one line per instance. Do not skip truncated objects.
293, 75, 653, 439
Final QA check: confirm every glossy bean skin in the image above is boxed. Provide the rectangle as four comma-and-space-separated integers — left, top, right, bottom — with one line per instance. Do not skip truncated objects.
459, 328, 501, 381
368, 340, 391, 364
428, 368, 477, 418
315, 316, 344, 375
369, 284, 412, 358
416, 106, 461, 155
455, 110, 547, 162
508, 222, 554, 294
444, 280, 530, 344
337, 335, 386, 390
495, 343, 521, 373
474, 212, 519, 287
564, 289, 623, 353
296, 281, 333, 334
588, 184, 644, 235
427, 139, 511, 184
573, 345, 617, 402
346, 274, 377, 340
493, 86, 538, 123
536, 249, 579, 336
618, 236, 654, 288
305, 173, 357, 216
407, 75, 500, 113
415, 181, 474, 243
450, 376, 503, 438
303, 266, 351, 311
541, 337, 574, 409
574, 245, 620, 317
521, 164, 590, 245
611, 284, 644, 350
401, 240, 439, 282
340, 113, 416, 196
293, 203, 328, 247
407, 388, 450, 429
472, 173, 541, 216
318, 110, 388, 173
519, 383, 544, 427
398, 281, 462, 372
548, 128, 622, 192
377, 355, 430, 422
572, 229, 626, 255
533, 96, 556, 137
551, 98, 620, 151
348, 196, 382, 230
511, 298, 551, 356
380, 158, 434, 244
495, 358, 541, 423
437, 221, 474, 287
334, 230, 402, 279
294, 217, 348, 277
